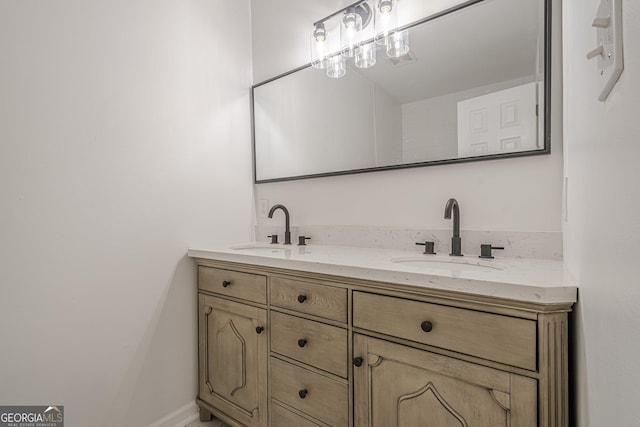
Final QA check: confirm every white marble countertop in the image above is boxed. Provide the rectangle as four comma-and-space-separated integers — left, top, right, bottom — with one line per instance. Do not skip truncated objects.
187, 243, 577, 304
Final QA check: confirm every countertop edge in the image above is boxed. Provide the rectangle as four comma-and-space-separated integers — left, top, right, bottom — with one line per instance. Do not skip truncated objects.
187, 248, 577, 305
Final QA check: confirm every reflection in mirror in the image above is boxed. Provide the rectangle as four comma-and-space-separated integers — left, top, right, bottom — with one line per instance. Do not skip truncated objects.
253, 0, 549, 183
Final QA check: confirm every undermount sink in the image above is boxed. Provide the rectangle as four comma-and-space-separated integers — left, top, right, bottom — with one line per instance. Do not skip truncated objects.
390, 256, 505, 272
229, 244, 290, 252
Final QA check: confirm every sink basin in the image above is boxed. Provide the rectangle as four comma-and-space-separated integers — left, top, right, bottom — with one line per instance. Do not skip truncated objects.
229, 244, 290, 252
390, 256, 505, 272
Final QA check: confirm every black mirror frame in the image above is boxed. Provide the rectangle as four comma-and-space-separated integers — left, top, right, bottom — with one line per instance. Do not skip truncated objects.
251, 0, 552, 184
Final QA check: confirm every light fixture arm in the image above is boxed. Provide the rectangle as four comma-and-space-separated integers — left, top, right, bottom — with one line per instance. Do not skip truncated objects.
313, 0, 372, 29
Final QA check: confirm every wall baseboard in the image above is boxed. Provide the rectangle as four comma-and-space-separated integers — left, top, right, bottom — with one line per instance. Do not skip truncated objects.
146, 402, 199, 427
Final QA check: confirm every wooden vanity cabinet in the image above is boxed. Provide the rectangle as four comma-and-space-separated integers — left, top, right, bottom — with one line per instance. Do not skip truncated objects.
193, 259, 572, 427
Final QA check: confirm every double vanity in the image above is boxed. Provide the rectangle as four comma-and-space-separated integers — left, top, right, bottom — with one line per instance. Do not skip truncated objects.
188, 240, 576, 427
197, 0, 565, 422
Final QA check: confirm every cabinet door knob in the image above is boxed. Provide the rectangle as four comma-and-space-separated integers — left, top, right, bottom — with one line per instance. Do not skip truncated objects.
298, 389, 308, 399
222, 280, 231, 288
420, 321, 433, 333
353, 357, 364, 367
255, 326, 264, 334
297, 294, 307, 303
297, 338, 308, 348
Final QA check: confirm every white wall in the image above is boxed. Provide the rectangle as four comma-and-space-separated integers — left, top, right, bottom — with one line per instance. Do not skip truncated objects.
0, 1, 253, 426
252, 0, 563, 232
563, 0, 640, 425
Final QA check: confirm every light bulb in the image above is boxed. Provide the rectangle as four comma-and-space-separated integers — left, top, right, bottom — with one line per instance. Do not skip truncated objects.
379, 0, 393, 14
313, 23, 326, 42
343, 7, 358, 28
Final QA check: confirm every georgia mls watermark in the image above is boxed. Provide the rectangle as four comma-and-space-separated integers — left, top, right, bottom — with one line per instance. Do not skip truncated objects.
0, 406, 63, 427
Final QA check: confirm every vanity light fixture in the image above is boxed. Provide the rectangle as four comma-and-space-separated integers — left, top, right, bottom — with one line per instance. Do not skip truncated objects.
310, 0, 408, 78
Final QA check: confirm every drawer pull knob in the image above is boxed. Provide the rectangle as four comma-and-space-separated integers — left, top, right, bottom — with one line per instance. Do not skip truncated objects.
222, 280, 232, 288
297, 294, 307, 303
255, 326, 264, 334
420, 321, 433, 333
297, 338, 308, 348
353, 357, 364, 367
298, 389, 308, 399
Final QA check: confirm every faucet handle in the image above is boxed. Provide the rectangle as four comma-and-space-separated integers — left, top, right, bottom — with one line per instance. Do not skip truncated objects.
268, 235, 279, 244
298, 236, 311, 246
479, 244, 504, 259
416, 241, 436, 254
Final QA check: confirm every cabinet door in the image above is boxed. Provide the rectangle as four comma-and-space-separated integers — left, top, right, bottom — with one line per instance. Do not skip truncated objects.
199, 294, 267, 427
353, 334, 537, 427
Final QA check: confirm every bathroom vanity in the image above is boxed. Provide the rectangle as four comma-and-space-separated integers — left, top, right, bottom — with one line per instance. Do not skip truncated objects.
189, 245, 576, 427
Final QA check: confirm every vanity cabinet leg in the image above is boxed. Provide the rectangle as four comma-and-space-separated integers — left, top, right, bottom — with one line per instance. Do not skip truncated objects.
199, 407, 213, 422
538, 312, 570, 427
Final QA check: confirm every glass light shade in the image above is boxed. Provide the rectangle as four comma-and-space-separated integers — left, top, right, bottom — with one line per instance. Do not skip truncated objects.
341, 8, 363, 58
386, 30, 409, 58
326, 55, 346, 78
375, 0, 398, 46
355, 42, 377, 68
311, 31, 328, 69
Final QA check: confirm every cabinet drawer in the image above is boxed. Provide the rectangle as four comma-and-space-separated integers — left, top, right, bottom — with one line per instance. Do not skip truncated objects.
271, 401, 324, 427
270, 277, 347, 322
353, 291, 537, 370
271, 312, 348, 377
198, 266, 266, 304
271, 357, 348, 427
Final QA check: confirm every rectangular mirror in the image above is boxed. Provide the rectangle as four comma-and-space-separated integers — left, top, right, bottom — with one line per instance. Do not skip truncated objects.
252, 0, 550, 183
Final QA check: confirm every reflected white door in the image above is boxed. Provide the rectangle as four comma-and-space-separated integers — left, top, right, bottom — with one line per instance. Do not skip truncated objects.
457, 82, 538, 157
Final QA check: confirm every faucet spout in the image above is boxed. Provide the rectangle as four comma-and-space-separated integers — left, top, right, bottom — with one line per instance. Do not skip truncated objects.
268, 204, 292, 245
444, 198, 460, 237
444, 198, 462, 256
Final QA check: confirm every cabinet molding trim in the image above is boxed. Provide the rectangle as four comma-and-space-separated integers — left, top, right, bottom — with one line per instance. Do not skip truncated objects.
397, 382, 469, 427
204, 306, 214, 394
489, 389, 511, 411
217, 320, 247, 397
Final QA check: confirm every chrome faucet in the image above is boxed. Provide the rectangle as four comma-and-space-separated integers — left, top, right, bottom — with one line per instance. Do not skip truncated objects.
268, 204, 292, 245
444, 198, 462, 256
